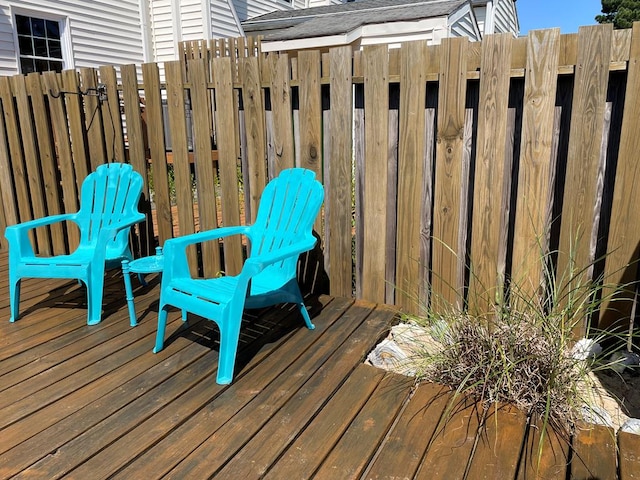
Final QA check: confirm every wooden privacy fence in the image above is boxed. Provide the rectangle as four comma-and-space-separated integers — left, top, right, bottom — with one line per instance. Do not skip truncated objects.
1, 24, 640, 332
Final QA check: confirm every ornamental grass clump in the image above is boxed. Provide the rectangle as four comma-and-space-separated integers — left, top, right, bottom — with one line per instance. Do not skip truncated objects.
406, 254, 632, 432
412, 307, 589, 431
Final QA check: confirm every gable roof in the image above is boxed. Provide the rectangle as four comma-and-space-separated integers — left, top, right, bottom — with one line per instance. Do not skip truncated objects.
242, 0, 469, 41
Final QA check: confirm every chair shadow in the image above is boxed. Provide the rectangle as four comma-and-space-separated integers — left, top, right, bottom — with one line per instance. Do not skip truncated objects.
156, 293, 325, 380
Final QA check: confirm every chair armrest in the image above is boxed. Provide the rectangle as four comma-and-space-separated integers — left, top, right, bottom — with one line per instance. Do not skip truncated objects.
162, 225, 251, 279
243, 237, 317, 277
95, 212, 146, 244
4, 213, 77, 258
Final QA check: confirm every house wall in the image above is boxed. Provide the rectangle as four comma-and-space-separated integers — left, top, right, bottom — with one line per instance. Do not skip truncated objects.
0, 0, 146, 76
449, 4, 481, 42
492, 0, 518, 35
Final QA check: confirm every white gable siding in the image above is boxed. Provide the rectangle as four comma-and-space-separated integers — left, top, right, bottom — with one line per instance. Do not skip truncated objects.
493, 0, 518, 35
210, 0, 243, 37
449, 5, 481, 41
0, 0, 146, 76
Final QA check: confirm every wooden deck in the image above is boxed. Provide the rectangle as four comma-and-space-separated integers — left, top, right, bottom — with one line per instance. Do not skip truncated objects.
1, 251, 640, 479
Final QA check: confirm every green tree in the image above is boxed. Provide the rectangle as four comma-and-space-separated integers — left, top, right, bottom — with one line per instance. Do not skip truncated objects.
596, 0, 640, 29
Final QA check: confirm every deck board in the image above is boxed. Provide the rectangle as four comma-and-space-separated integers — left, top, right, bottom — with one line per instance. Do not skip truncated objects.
0, 252, 635, 479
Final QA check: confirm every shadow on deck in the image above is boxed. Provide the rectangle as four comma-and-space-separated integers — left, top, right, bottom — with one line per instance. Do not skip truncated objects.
0, 252, 639, 479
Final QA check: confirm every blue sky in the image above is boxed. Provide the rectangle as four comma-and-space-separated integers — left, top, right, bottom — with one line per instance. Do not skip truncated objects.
517, 0, 603, 35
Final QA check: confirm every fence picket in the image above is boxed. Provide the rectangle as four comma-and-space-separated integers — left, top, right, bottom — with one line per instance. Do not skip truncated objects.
328, 46, 354, 299
511, 28, 561, 300
189, 58, 221, 277
26, 73, 65, 254
362, 45, 390, 304
468, 33, 513, 315
213, 57, 243, 276
240, 56, 267, 224
432, 37, 469, 312
12, 74, 50, 254
165, 61, 198, 270
558, 24, 613, 335
600, 23, 640, 330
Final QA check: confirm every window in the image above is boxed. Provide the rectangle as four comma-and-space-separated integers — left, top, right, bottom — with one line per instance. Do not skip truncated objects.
15, 14, 64, 74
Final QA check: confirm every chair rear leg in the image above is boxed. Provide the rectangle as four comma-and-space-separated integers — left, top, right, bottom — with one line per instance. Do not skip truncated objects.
290, 281, 315, 330
298, 302, 315, 330
9, 277, 21, 323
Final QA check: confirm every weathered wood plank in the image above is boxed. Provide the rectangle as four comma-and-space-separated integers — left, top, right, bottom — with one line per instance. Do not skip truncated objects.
165, 61, 197, 272
11, 74, 49, 254
213, 56, 243, 275
142, 62, 173, 245
465, 404, 527, 479
511, 28, 561, 299
95, 298, 357, 479
468, 33, 513, 314
98, 66, 127, 164
570, 423, 617, 479
557, 24, 612, 336
298, 50, 323, 237
362, 44, 390, 303
212, 306, 382, 479
61, 69, 90, 190
268, 53, 295, 174
328, 46, 354, 298
415, 395, 481, 479
599, 23, 640, 331
619, 430, 640, 479
516, 415, 569, 480
26, 72, 65, 254
395, 40, 428, 313
188, 58, 221, 277
313, 371, 413, 479
366, 382, 452, 479
121, 64, 153, 256
239, 56, 267, 224
431, 37, 468, 312
79, 67, 106, 170
42, 71, 80, 249
0, 77, 33, 231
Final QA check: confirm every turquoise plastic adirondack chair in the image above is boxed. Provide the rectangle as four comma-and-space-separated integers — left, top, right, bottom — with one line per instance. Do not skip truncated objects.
154, 168, 324, 384
5, 162, 145, 325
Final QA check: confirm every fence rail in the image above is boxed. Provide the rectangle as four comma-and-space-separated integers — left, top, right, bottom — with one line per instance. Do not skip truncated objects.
1, 24, 640, 332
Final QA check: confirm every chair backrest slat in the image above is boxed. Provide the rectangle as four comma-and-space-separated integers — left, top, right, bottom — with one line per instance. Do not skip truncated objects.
79, 163, 143, 249
250, 168, 324, 279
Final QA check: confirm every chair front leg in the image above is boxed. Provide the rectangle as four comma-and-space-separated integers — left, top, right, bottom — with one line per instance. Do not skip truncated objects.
215, 312, 244, 385
153, 304, 170, 353
86, 268, 106, 325
8, 276, 21, 323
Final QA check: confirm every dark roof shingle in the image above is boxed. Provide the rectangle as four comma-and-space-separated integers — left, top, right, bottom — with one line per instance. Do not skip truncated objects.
243, 0, 468, 40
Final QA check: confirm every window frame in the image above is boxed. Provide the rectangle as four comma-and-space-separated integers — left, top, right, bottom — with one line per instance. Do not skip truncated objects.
11, 9, 72, 74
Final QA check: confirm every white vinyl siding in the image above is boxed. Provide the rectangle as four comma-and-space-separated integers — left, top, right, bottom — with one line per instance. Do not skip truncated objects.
181, 0, 206, 40
493, 0, 518, 35
210, 0, 243, 38
449, 5, 481, 41
149, 0, 176, 63
0, 0, 146, 75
